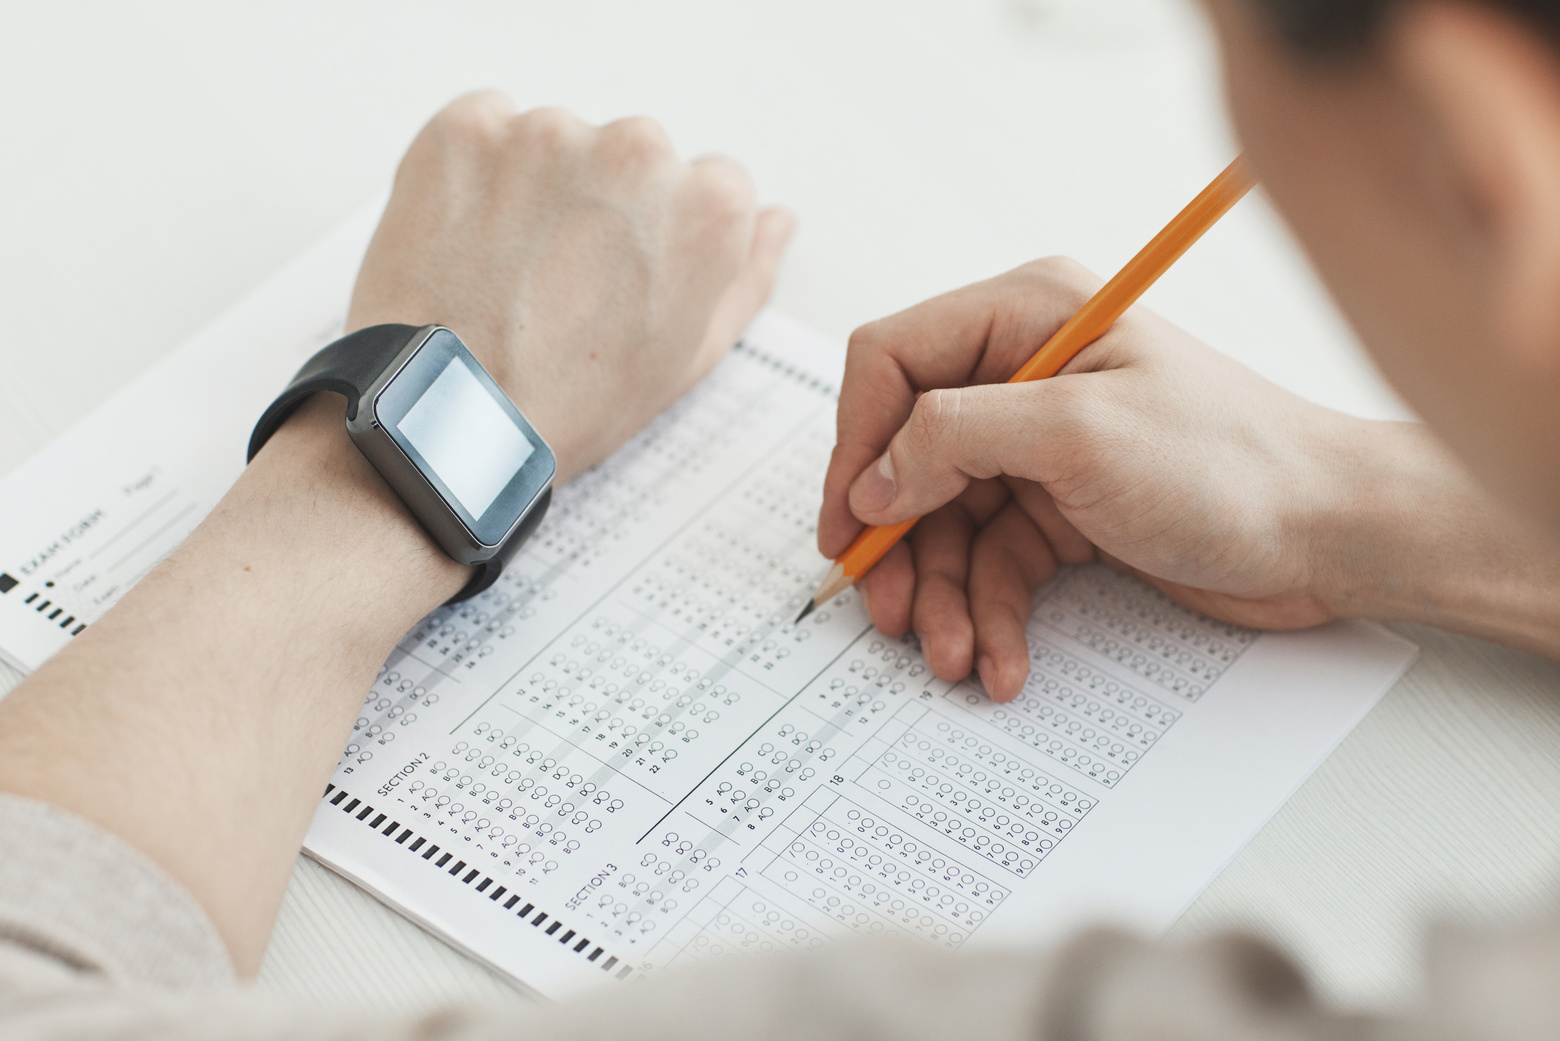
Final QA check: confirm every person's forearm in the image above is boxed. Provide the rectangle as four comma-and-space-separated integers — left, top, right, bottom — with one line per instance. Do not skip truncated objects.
1314, 418, 1560, 656
0, 395, 464, 974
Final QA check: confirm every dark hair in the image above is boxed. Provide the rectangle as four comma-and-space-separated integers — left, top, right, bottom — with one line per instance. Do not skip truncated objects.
1256, 0, 1560, 56
1256, 0, 1386, 54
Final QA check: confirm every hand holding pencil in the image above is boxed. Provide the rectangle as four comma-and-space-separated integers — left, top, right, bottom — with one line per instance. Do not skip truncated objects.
806, 157, 1321, 701
805, 157, 1255, 619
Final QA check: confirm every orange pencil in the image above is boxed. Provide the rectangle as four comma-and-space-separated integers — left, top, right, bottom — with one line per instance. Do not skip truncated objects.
797, 155, 1257, 623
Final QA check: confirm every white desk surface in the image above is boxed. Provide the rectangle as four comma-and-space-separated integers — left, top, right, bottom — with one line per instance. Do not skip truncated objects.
4, 0, 1560, 1013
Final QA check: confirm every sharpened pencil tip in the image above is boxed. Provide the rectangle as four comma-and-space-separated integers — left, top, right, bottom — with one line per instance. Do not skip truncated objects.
800, 562, 852, 621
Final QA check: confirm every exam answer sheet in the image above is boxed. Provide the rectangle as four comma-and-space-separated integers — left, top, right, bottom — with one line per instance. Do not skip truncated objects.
0, 206, 1417, 998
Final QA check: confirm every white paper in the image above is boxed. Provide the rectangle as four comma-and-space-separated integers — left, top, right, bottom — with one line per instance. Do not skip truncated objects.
0, 206, 1417, 1000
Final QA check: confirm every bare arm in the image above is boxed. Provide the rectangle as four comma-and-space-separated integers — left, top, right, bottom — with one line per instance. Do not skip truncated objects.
0, 92, 793, 975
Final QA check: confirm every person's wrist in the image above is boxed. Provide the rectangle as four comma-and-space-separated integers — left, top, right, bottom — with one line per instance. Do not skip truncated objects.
248, 393, 470, 613
1299, 418, 1453, 621
341, 311, 584, 482
1303, 418, 1560, 649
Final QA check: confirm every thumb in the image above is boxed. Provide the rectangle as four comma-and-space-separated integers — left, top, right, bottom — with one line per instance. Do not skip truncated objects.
847, 380, 1079, 524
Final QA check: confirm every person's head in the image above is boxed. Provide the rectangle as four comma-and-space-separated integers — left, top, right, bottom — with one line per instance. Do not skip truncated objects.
1203, 0, 1560, 527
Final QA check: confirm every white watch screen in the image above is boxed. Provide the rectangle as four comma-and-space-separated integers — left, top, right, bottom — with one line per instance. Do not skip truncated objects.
398, 355, 535, 518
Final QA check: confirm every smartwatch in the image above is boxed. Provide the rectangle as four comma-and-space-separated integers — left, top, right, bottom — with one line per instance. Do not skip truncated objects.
248, 324, 556, 602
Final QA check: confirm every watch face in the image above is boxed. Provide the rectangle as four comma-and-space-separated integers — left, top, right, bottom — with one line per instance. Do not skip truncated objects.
374, 329, 554, 547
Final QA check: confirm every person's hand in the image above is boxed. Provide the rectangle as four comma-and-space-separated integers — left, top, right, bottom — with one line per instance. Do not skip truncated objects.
818, 258, 1433, 701
349, 92, 796, 481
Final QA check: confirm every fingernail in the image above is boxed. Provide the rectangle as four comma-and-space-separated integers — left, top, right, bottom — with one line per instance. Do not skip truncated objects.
976, 655, 996, 692
849, 453, 896, 513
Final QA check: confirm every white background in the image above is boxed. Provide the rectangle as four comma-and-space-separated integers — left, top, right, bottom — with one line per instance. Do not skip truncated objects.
3, 0, 1560, 1012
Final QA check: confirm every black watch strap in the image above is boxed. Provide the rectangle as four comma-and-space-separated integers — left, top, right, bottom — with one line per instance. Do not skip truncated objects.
246, 323, 544, 604
246, 323, 422, 463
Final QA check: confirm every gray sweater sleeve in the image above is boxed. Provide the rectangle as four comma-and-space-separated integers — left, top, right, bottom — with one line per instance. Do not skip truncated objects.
0, 794, 233, 991
0, 792, 1511, 1041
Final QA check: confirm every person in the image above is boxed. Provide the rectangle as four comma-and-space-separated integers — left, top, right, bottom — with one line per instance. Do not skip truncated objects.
2, 0, 1559, 1037
818, 0, 1560, 707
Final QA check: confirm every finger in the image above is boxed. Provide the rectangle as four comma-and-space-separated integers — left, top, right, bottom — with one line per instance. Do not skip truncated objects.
846, 376, 1101, 526
670, 153, 760, 310
695, 206, 798, 375
819, 259, 1101, 557
907, 501, 981, 682
904, 479, 1008, 681
854, 483, 998, 677
904, 477, 1010, 680
857, 540, 915, 637
819, 442, 888, 559
955, 477, 1012, 529
1005, 479, 1097, 564
969, 502, 1059, 702
820, 285, 998, 558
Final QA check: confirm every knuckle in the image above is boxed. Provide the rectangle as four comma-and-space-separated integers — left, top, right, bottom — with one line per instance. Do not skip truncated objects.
1017, 255, 1100, 299
1023, 255, 1090, 282
600, 115, 675, 165
431, 90, 515, 147
689, 160, 755, 225
846, 321, 885, 363
908, 387, 964, 451
509, 106, 584, 148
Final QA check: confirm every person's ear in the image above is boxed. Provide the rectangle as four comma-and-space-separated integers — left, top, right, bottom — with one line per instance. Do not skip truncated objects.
1390, 2, 1560, 372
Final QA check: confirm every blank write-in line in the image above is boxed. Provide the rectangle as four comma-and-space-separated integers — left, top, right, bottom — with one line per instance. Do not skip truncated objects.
88, 489, 179, 560
109, 501, 198, 573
